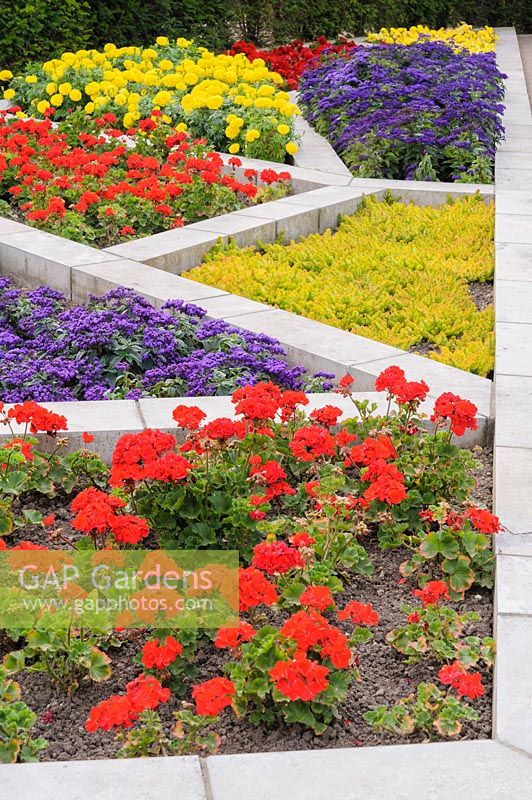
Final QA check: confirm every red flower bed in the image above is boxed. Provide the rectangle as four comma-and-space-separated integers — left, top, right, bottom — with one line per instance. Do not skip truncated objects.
0, 112, 290, 246
228, 37, 357, 90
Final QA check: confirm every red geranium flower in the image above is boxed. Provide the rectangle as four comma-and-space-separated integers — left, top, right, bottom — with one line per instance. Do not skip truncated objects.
238, 567, 278, 612
192, 677, 235, 716
214, 621, 257, 649
141, 636, 183, 670
337, 601, 380, 626
269, 652, 329, 701
252, 540, 304, 574
299, 585, 335, 612
412, 580, 450, 607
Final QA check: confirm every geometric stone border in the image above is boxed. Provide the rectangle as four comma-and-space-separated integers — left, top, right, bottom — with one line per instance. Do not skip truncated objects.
3, 27, 531, 796
491, 26, 532, 761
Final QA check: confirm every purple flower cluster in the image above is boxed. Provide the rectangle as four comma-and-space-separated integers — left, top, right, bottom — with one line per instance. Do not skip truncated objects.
0, 278, 333, 402
299, 41, 506, 182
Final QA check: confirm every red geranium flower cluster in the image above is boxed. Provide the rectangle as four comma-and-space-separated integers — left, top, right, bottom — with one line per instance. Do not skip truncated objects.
337, 601, 380, 626
141, 636, 183, 670
299, 585, 335, 612
464, 507, 502, 534
6, 400, 67, 434
85, 674, 170, 732
109, 429, 192, 486
172, 405, 206, 431
431, 392, 478, 437
281, 609, 352, 669
362, 460, 407, 505
214, 620, 257, 649
0, 114, 290, 247
269, 652, 330, 701
70, 487, 149, 544
200, 418, 246, 442
228, 38, 356, 90
290, 531, 316, 548
239, 567, 279, 611
249, 455, 295, 501
375, 366, 429, 406
309, 405, 343, 427
438, 661, 485, 699
412, 580, 451, 607
232, 382, 282, 421
192, 676, 235, 716
252, 540, 304, 575
289, 424, 336, 462
346, 434, 397, 467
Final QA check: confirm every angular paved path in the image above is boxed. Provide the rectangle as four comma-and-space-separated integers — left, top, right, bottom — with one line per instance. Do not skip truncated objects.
518, 35, 532, 109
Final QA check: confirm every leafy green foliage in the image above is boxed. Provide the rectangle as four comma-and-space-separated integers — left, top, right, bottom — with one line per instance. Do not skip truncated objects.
363, 681, 479, 738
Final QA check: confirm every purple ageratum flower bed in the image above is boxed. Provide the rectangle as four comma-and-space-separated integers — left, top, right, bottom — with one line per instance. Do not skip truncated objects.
299, 40, 506, 183
0, 278, 333, 402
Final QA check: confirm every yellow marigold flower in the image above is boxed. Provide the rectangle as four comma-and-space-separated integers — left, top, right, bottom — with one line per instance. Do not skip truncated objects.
59, 82, 72, 94
0, 70, 13, 81
206, 95, 223, 109
285, 141, 298, 155
36, 99, 50, 113
228, 143, 240, 153
25, 75, 38, 84
277, 123, 290, 135
85, 101, 95, 113
176, 122, 187, 132
84, 81, 99, 95
50, 93, 63, 106
245, 128, 260, 142
176, 38, 192, 47
3, 89, 16, 100
152, 90, 172, 106
69, 88, 82, 101
156, 36, 170, 46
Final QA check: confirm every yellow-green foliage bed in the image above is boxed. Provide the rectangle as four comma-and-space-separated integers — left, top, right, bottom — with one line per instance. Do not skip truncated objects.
188, 195, 494, 376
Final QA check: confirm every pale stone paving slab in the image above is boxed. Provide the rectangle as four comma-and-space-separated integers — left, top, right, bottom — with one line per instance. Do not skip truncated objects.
71, 259, 229, 306
494, 614, 532, 755
494, 375, 532, 448
495, 322, 532, 375
494, 447, 532, 534
495, 242, 532, 281
496, 554, 532, 614
205, 740, 532, 800
495, 279, 532, 323
495, 213, 532, 244
0, 755, 207, 800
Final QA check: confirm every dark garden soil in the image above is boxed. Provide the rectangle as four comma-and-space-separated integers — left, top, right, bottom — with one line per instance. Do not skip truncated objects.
2, 445, 494, 761
468, 280, 494, 312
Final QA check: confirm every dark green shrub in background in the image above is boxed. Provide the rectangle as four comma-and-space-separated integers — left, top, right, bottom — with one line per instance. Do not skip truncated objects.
0, 0, 530, 72
0, 0, 91, 72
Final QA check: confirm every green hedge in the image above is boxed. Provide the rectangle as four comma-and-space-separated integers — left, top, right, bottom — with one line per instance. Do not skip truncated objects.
0, 1, 530, 72
0, 0, 91, 72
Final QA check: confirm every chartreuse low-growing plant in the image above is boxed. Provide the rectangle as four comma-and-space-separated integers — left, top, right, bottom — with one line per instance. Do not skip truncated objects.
188, 195, 495, 376
0, 666, 46, 763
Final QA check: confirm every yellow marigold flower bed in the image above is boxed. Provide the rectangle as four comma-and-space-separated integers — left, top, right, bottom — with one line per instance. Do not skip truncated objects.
188, 195, 494, 376
366, 23, 497, 53
1, 39, 299, 162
